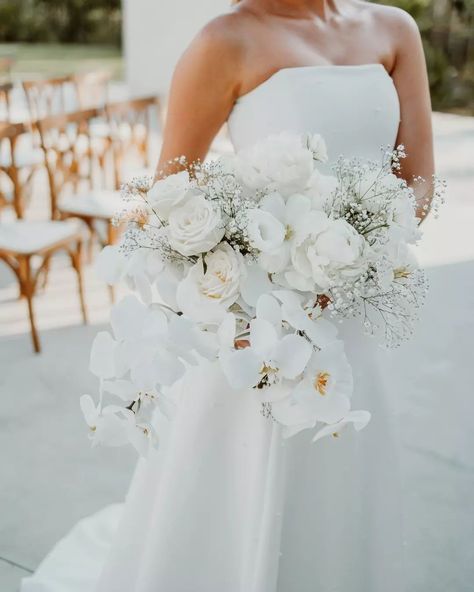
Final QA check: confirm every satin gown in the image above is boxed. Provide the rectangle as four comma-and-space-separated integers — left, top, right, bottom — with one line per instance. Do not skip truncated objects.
21, 64, 404, 592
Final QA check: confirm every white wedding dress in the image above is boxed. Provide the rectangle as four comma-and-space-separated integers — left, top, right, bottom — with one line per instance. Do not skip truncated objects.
22, 64, 403, 592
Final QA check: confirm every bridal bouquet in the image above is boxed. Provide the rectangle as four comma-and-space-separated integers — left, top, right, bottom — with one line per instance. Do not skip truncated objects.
81, 132, 443, 455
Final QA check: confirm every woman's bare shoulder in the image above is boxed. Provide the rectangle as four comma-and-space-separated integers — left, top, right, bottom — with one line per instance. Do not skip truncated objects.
360, 2, 420, 42
180, 8, 258, 75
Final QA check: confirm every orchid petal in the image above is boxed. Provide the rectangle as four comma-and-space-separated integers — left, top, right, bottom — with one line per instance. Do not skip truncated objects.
256, 294, 282, 329
312, 410, 371, 443
240, 264, 273, 307
102, 379, 137, 401
273, 334, 312, 379
95, 245, 125, 285
80, 394, 99, 427
218, 314, 236, 350
250, 318, 278, 358
110, 295, 148, 341
220, 349, 261, 390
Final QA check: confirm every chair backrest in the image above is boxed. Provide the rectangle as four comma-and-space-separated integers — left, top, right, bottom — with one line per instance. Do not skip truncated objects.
0, 82, 14, 122
105, 96, 162, 161
22, 75, 78, 121
0, 120, 28, 166
74, 71, 111, 110
35, 108, 99, 218
0, 121, 28, 216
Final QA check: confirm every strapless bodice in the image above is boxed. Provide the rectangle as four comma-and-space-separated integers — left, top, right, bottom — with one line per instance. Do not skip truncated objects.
227, 64, 400, 163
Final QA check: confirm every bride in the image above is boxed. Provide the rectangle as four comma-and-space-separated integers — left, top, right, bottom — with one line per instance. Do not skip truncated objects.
22, 0, 434, 590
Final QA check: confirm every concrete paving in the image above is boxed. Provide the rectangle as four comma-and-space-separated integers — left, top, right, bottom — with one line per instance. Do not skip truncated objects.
0, 112, 473, 591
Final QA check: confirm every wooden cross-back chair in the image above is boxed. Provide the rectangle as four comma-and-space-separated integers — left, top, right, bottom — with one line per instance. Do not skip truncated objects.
73, 71, 114, 183
0, 121, 88, 353
0, 84, 44, 217
36, 108, 122, 248
22, 75, 77, 121
105, 95, 162, 188
23, 74, 112, 184
74, 70, 111, 109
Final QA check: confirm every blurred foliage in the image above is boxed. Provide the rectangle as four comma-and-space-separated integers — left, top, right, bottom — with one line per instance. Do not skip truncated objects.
0, 0, 121, 45
375, 0, 474, 113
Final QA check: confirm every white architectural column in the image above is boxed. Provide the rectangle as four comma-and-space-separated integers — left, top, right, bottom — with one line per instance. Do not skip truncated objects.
123, 0, 226, 96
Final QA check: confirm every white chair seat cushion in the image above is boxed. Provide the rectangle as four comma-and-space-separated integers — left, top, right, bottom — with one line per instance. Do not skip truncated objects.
0, 145, 44, 168
59, 190, 122, 220
0, 219, 83, 254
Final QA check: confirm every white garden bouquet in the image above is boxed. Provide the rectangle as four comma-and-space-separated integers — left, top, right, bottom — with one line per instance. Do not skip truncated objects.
81, 132, 444, 455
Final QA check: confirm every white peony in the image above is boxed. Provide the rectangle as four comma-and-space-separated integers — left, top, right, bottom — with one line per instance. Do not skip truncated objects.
147, 170, 193, 219
177, 243, 244, 323
287, 217, 368, 291
167, 194, 225, 257
236, 132, 314, 196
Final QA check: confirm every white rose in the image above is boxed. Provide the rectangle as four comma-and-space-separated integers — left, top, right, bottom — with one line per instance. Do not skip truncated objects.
147, 170, 192, 219
236, 132, 314, 196
304, 133, 328, 163
247, 208, 286, 253
176, 243, 244, 323
287, 218, 367, 291
167, 195, 225, 256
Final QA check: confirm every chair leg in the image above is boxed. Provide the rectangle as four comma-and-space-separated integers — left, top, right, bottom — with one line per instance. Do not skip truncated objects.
70, 239, 88, 325
113, 148, 123, 190
18, 255, 41, 353
38, 258, 51, 291
10, 167, 24, 219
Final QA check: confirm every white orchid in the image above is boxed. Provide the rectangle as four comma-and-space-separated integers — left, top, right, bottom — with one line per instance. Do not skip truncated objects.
272, 290, 338, 348
270, 340, 353, 436
220, 294, 312, 390
249, 192, 326, 274
312, 410, 372, 442
96, 245, 164, 304
80, 395, 157, 456
80, 395, 129, 447
89, 295, 186, 389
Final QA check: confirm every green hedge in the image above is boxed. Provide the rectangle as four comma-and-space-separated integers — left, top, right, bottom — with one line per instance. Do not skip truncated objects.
0, 0, 122, 45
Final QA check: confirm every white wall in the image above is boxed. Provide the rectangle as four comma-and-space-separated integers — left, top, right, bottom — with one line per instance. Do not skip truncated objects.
124, 0, 226, 96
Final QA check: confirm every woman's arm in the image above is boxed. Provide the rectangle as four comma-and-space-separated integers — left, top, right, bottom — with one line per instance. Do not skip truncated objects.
389, 9, 435, 222
156, 16, 244, 177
